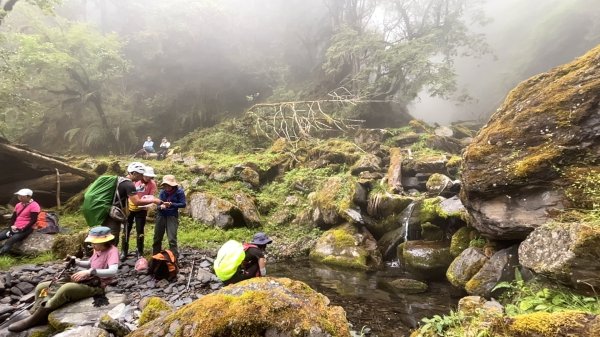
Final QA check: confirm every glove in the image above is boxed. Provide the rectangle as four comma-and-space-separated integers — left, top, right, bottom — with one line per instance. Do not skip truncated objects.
92, 294, 110, 307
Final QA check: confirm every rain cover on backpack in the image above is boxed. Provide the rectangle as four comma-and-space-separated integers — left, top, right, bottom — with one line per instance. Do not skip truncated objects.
213, 240, 245, 282
82, 175, 118, 227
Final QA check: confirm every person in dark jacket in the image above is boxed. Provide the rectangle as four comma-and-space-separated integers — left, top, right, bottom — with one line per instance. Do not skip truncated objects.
152, 175, 186, 258
225, 232, 272, 285
0, 188, 40, 254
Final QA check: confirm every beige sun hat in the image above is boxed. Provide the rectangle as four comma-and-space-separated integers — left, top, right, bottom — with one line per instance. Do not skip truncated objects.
161, 175, 178, 186
144, 166, 156, 178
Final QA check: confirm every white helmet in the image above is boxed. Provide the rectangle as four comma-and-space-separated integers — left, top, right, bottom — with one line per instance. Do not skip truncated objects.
127, 162, 146, 174
143, 166, 156, 177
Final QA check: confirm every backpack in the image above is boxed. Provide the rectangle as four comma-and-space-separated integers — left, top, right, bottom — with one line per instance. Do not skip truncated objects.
148, 250, 179, 281
33, 211, 60, 234
82, 176, 129, 227
213, 240, 257, 282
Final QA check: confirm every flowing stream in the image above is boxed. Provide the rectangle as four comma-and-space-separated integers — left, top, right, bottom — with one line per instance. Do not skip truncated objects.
271, 260, 457, 337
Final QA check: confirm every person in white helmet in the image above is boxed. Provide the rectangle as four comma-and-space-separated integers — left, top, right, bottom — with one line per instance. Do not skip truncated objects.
0, 188, 40, 254
121, 166, 158, 261
103, 162, 161, 249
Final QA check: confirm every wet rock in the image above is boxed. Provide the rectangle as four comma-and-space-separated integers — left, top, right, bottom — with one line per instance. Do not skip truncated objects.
519, 222, 600, 292
48, 292, 127, 331
449, 226, 478, 257
446, 247, 488, 288
402, 240, 453, 280
310, 223, 382, 270
53, 326, 110, 337
387, 278, 428, 294
366, 192, 413, 220
425, 173, 453, 196
128, 277, 350, 337
465, 245, 519, 297
99, 303, 132, 337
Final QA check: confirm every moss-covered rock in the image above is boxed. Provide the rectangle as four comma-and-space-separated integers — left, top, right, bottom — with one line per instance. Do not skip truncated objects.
461, 44, 600, 240
138, 297, 174, 326
446, 247, 488, 288
51, 231, 87, 259
311, 176, 359, 228
127, 277, 351, 337
310, 223, 382, 270
450, 226, 478, 257
504, 311, 599, 337
518, 222, 600, 292
420, 222, 444, 241
387, 278, 428, 294
402, 240, 453, 279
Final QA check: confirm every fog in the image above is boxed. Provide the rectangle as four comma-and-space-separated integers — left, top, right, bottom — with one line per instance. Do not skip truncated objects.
410, 0, 600, 124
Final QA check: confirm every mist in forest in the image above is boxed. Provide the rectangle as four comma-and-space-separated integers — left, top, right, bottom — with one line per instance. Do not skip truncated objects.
2, 0, 600, 153
410, 0, 600, 124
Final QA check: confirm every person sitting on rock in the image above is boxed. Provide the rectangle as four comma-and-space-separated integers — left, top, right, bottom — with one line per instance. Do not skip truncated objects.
225, 232, 272, 285
156, 137, 170, 160
0, 188, 40, 255
133, 136, 156, 158
8, 226, 120, 332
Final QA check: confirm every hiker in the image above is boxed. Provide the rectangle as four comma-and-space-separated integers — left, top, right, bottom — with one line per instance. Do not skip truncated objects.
225, 232, 272, 285
153, 175, 186, 258
121, 165, 158, 261
156, 137, 170, 160
0, 189, 40, 254
104, 162, 161, 248
133, 136, 155, 158
8, 226, 119, 332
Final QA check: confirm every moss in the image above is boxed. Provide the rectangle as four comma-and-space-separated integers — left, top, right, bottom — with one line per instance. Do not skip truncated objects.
563, 166, 600, 209
139, 297, 173, 326
446, 155, 462, 169
313, 175, 357, 213
450, 227, 478, 257
419, 197, 445, 223
421, 222, 444, 241
135, 277, 351, 337
506, 311, 592, 337
51, 231, 88, 259
511, 144, 561, 178
309, 224, 369, 270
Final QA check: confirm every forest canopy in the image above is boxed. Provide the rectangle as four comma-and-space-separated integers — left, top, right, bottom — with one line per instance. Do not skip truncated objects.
1, 0, 596, 154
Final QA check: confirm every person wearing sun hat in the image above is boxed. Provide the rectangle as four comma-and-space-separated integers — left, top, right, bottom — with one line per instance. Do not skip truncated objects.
122, 166, 158, 261
8, 226, 119, 332
0, 188, 41, 255
153, 174, 186, 258
225, 232, 273, 285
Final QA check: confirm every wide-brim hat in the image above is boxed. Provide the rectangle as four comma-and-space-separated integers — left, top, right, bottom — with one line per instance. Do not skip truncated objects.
144, 166, 156, 178
85, 226, 115, 244
161, 175, 178, 186
250, 232, 272, 245
14, 188, 33, 196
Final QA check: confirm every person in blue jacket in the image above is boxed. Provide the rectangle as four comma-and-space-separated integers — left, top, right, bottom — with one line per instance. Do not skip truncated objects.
153, 175, 186, 258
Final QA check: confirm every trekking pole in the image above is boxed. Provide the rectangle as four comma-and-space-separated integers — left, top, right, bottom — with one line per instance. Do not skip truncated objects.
186, 258, 195, 292
0, 259, 75, 329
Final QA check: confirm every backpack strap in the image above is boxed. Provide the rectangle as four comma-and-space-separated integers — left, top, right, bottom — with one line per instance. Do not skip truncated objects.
243, 243, 258, 251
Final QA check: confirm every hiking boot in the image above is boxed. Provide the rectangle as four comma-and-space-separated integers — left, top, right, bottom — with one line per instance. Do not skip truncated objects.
8, 305, 51, 332
119, 252, 128, 262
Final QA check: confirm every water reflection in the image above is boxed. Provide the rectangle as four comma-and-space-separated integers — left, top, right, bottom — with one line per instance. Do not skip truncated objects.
271, 259, 457, 337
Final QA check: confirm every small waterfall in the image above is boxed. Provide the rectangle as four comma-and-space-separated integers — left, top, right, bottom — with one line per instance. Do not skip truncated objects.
401, 201, 418, 242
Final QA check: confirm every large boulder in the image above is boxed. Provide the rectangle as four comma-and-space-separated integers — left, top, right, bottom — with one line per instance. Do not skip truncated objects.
310, 223, 382, 270
519, 222, 600, 292
12, 231, 58, 255
48, 292, 127, 331
310, 176, 363, 229
461, 45, 600, 240
446, 247, 488, 288
187, 192, 245, 229
402, 240, 453, 279
127, 277, 350, 337
465, 245, 519, 297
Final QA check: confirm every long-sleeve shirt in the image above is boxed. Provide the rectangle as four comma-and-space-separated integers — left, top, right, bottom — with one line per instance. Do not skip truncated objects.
157, 187, 186, 217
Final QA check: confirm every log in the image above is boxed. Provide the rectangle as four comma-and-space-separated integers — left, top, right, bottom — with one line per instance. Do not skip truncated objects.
0, 174, 87, 205
0, 142, 95, 181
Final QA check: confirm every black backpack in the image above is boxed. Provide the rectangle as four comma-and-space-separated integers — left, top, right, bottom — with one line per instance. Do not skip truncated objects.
148, 250, 179, 281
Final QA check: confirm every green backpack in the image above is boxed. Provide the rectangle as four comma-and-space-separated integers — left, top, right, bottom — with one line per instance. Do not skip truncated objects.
213, 240, 246, 281
82, 175, 119, 227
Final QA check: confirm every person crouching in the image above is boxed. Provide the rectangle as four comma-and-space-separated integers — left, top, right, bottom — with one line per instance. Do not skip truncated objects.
8, 226, 119, 332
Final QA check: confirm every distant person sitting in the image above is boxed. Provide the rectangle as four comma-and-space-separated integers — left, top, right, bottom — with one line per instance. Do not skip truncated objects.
0, 189, 40, 254
156, 137, 170, 160
134, 136, 156, 158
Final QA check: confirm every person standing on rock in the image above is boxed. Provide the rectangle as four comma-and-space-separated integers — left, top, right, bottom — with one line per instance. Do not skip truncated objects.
121, 165, 158, 261
8, 226, 120, 332
225, 232, 272, 285
153, 175, 186, 259
0, 188, 40, 255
